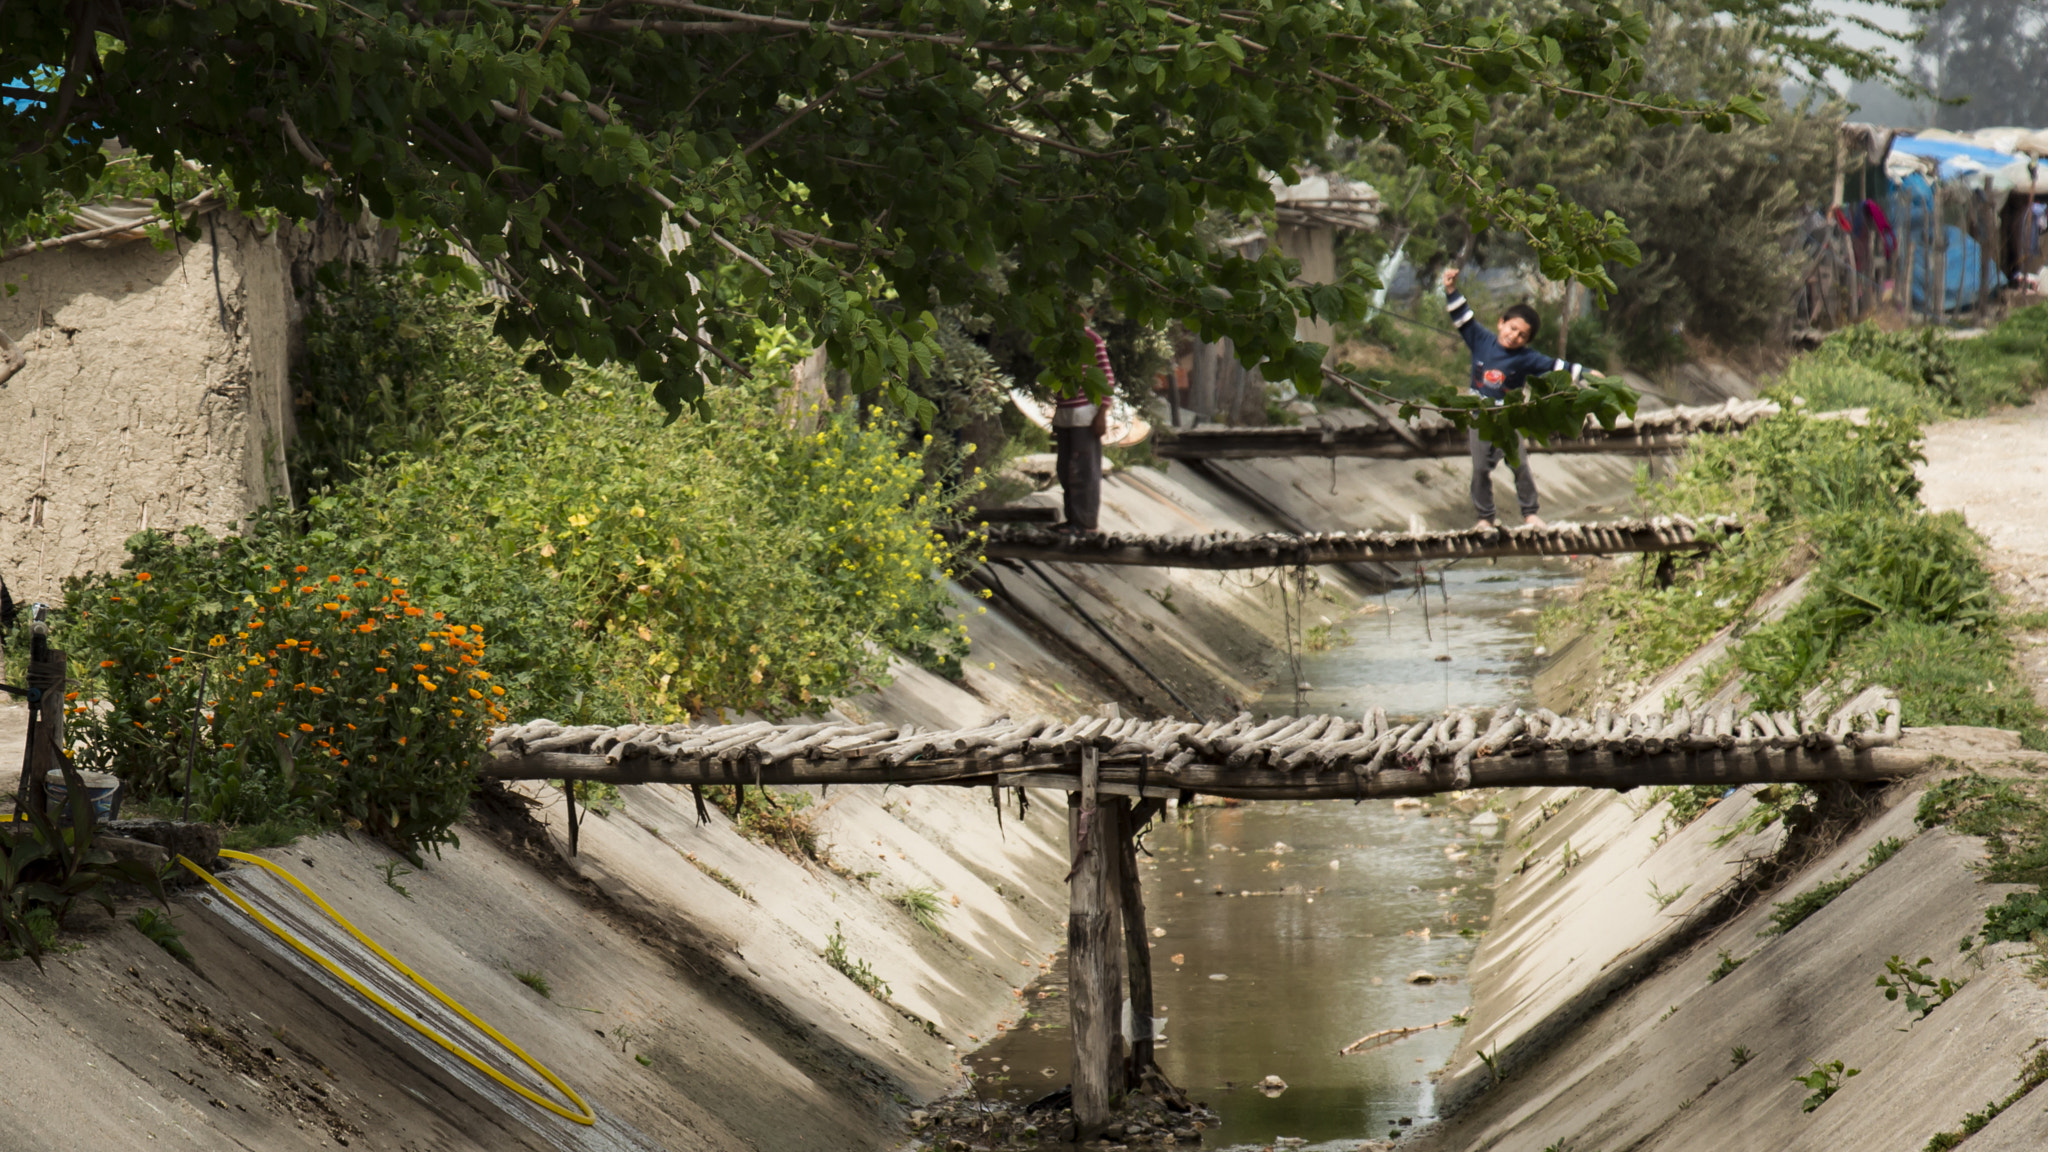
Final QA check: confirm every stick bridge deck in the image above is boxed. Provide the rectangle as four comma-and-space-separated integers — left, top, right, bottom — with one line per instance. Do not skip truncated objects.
946, 515, 1737, 569
488, 691, 1911, 801
1157, 398, 1787, 461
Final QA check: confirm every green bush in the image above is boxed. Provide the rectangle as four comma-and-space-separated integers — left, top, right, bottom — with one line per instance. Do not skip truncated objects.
1951, 303, 2048, 405
292, 269, 975, 722
1740, 511, 2001, 712
1773, 356, 1928, 414
1777, 312, 2048, 418
63, 532, 506, 856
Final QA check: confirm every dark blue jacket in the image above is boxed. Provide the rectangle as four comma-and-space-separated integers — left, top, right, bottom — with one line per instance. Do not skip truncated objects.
1446, 291, 1583, 404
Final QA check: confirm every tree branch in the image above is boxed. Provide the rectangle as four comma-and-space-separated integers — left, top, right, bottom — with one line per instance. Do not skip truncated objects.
742, 51, 904, 156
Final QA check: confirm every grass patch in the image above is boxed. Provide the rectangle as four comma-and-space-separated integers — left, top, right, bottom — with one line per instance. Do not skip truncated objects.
825, 921, 889, 998
1649, 785, 1726, 830
129, 908, 194, 965
682, 852, 752, 901
1708, 949, 1745, 982
1761, 836, 1905, 937
221, 815, 327, 853
1916, 777, 2048, 886
1550, 304, 2048, 720
1304, 622, 1352, 652
1922, 1046, 2048, 1151
512, 968, 552, 997
710, 786, 820, 862
890, 887, 948, 936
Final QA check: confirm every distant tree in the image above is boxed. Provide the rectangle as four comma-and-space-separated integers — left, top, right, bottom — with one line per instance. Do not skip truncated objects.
0, 1, 1916, 442
1913, 0, 2048, 131
1350, 1, 1844, 365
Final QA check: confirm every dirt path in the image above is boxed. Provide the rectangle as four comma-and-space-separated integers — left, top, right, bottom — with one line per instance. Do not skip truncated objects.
1920, 395, 2048, 704
1921, 392, 2048, 591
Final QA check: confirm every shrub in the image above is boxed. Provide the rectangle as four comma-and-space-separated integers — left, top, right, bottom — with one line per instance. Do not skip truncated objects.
295, 268, 977, 723
64, 534, 506, 856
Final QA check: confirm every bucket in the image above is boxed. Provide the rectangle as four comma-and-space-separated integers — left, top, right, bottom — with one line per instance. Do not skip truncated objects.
44, 770, 123, 825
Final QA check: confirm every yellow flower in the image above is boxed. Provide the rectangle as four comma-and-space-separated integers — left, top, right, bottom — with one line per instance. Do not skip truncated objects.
418, 675, 438, 691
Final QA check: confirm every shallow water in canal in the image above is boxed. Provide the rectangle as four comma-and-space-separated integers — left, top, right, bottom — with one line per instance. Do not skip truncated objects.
961, 561, 1572, 1149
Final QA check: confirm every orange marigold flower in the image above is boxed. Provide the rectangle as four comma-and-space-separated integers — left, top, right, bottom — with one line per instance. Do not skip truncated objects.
468, 688, 483, 700
168, 656, 184, 665
433, 611, 445, 620
403, 606, 424, 617
100, 659, 118, 668
417, 675, 438, 691
298, 723, 315, 732
294, 565, 308, 574
397, 736, 408, 746
353, 568, 366, 575
135, 572, 152, 581
413, 663, 427, 671
374, 667, 388, 673
328, 574, 342, 583
490, 685, 506, 696
419, 641, 434, 652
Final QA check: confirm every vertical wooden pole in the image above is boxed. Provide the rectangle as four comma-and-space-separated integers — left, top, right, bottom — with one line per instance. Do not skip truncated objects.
1980, 177, 1996, 319
21, 615, 65, 821
1932, 186, 1948, 323
1067, 745, 1121, 1138
1900, 195, 1916, 323
1118, 799, 1162, 1081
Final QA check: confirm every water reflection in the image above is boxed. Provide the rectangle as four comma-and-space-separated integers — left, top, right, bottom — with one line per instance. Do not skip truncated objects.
966, 797, 1503, 1149
960, 561, 1564, 1148
1296, 558, 1579, 719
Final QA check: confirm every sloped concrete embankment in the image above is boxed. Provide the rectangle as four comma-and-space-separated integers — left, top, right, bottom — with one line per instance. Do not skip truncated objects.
982, 446, 1647, 718
1415, 732, 2048, 1152
0, 624, 1123, 1151
0, 435, 1661, 1150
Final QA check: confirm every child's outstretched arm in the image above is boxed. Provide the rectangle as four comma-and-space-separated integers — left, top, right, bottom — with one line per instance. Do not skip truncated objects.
1440, 267, 1484, 351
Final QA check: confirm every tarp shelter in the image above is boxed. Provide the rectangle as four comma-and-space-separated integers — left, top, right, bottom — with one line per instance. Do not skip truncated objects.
1894, 171, 2004, 311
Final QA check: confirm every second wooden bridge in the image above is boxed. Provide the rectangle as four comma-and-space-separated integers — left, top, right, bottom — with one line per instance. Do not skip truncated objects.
948, 515, 1739, 569
1157, 397, 1785, 461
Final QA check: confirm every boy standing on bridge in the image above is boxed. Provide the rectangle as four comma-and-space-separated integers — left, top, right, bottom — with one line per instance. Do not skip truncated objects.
1440, 267, 1603, 530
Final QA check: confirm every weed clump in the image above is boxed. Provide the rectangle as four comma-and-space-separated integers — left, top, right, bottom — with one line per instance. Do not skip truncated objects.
1762, 836, 1905, 937
710, 786, 820, 862
825, 922, 888, 998
890, 887, 948, 936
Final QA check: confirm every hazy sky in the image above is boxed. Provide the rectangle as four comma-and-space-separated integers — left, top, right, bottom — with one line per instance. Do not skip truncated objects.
1818, 0, 1920, 88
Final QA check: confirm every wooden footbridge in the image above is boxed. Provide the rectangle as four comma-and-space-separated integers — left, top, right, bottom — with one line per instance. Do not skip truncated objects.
1156, 398, 1791, 461
947, 515, 1739, 569
488, 691, 1918, 1138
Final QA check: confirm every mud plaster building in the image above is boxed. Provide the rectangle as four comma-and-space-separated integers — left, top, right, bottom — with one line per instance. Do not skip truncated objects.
0, 205, 390, 605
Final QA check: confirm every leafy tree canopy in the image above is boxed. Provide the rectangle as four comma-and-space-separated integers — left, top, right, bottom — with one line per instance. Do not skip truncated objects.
0, 0, 1921, 427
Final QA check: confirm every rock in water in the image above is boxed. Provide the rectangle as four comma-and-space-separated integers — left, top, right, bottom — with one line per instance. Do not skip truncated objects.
1406, 970, 1437, 984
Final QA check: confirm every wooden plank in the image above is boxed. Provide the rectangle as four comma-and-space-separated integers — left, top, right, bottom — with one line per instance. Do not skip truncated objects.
488, 743, 1924, 801
958, 519, 1730, 569
1157, 424, 1698, 461
1068, 747, 1119, 1139
1117, 801, 1158, 1077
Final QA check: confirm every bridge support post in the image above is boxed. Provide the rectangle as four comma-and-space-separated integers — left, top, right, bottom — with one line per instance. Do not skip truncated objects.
1119, 798, 1164, 1080
1068, 747, 1124, 1139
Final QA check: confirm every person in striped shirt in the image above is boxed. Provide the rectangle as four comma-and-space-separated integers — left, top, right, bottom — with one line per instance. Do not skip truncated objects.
1440, 266, 1605, 529
1052, 315, 1116, 532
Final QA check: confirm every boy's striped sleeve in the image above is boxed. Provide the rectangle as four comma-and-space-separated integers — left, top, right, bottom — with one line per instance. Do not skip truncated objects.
1551, 358, 1585, 383
1446, 291, 1475, 328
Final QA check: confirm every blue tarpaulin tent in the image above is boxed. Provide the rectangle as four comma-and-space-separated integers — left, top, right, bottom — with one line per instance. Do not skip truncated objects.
1893, 171, 2005, 312
1890, 135, 2029, 183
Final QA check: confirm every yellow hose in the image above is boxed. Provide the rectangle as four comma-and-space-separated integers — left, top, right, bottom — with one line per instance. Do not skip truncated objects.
177, 848, 596, 1126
